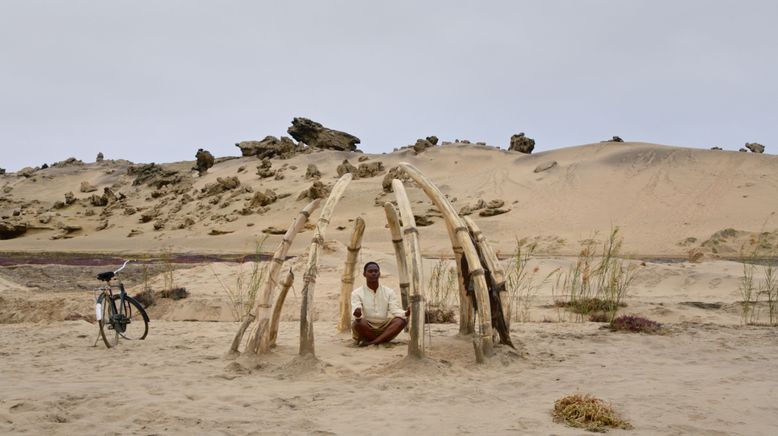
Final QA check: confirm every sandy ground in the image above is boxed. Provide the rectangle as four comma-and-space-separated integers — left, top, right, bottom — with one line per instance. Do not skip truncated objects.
1, 254, 778, 435
2, 142, 778, 434
1, 320, 777, 435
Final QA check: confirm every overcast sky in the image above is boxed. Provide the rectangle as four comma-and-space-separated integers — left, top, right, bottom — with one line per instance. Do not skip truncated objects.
1, 0, 776, 171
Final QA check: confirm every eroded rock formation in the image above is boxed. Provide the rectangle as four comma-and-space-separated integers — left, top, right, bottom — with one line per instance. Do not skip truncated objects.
287, 117, 360, 151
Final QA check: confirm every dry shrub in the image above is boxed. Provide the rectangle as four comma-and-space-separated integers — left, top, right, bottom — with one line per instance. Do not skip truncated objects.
212, 237, 268, 321
553, 393, 633, 432
687, 248, 704, 263
425, 307, 457, 323
133, 287, 189, 308
552, 227, 638, 322
425, 259, 457, 323
133, 290, 155, 307
609, 314, 661, 334
588, 312, 609, 323
160, 287, 189, 300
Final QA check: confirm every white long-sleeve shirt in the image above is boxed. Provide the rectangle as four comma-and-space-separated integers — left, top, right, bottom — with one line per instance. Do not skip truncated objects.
351, 284, 405, 322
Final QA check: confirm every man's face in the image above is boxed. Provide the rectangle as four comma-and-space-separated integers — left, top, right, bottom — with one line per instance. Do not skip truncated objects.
364, 264, 380, 282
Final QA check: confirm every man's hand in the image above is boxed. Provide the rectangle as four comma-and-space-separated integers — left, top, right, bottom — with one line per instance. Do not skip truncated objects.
353, 307, 363, 319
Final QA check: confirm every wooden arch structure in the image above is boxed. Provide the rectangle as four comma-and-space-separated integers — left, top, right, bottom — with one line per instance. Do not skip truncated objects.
227, 163, 512, 363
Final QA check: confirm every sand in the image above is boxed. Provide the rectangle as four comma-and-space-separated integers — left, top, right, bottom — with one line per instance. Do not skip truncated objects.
2, 142, 778, 434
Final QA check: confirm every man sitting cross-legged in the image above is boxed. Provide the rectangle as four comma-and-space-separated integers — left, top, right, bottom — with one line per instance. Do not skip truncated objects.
351, 261, 408, 346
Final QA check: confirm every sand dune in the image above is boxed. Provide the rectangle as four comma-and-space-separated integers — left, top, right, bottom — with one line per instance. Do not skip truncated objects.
2, 142, 777, 434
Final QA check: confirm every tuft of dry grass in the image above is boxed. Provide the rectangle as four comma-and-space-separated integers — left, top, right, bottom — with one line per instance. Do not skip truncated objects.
552, 227, 638, 322
425, 259, 458, 323
211, 237, 268, 322
552, 393, 633, 432
609, 314, 662, 334
739, 225, 778, 325
506, 240, 553, 323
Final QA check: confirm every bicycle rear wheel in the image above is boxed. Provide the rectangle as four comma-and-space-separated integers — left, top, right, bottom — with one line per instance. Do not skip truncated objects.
98, 294, 119, 348
116, 296, 149, 341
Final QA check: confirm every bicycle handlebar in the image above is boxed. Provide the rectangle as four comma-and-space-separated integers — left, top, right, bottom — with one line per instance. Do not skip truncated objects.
114, 259, 132, 274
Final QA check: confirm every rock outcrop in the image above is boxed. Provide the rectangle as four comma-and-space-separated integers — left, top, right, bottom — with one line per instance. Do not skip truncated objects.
509, 133, 535, 154
128, 163, 183, 189
287, 117, 360, 151
201, 177, 241, 197
0, 221, 27, 240
459, 199, 509, 217
357, 161, 385, 178
337, 159, 358, 177
194, 148, 215, 175
256, 159, 275, 179
248, 190, 278, 208
305, 164, 321, 180
298, 181, 331, 200
80, 181, 98, 193
413, 137, 437, 154
382, 166, 411, 193
745, 142, 765, 153
236, 136, 302, 159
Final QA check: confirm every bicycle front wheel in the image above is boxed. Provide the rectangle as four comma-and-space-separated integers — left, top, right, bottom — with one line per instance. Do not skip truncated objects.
98, 294, 119, 348
116, 295, 149, 341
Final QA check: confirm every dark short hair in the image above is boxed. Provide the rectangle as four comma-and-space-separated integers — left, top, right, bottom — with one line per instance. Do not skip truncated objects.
363, 261, 380, 273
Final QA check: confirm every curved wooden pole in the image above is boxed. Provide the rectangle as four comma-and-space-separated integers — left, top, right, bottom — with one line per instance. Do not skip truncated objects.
231, 199, 320, 356
267, 269, 294, 349
386, 169, 472, 334
383, 203, 411, 310
398, 162, 494, 358
337, 217, 366, 332
299, 174, 353, 357
464, 216, 510, 330
392, 179, 425, 358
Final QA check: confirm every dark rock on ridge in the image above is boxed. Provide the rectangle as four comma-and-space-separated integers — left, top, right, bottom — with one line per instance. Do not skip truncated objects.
509, 133, 535, 154
287, 117, 360, 151
236, 136, 302, 159
745, 142, 765, 153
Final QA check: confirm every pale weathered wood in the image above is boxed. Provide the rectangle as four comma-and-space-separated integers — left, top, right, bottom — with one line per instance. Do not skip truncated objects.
267, 269, 295, 348
383, 203, 411, 310
392, 179, 425, 358
337, 217, 366, 332
228, 199, 321, 356
464, 216, 510, 330
299, 174, 352, 357
398, 162, 494, 359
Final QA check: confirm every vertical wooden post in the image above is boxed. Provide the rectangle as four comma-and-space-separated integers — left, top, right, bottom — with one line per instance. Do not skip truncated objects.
398, 163, 494, 359
299, 174, 352, 357
392, 179, 425, 358
337, 217, 366, 332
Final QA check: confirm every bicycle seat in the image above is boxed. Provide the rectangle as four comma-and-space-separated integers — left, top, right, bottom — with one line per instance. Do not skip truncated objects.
97, 271, 115, 282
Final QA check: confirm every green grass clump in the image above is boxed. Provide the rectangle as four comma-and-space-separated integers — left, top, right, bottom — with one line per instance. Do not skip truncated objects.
552, 393, 633, 432
552, 227, 638, 322
554, 297, 625, 315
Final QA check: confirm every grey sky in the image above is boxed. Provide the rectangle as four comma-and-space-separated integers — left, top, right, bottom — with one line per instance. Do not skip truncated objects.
1, 0, 776, 171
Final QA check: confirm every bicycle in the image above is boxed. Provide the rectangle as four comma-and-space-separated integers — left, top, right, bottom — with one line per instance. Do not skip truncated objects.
94, 260, 149, 348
